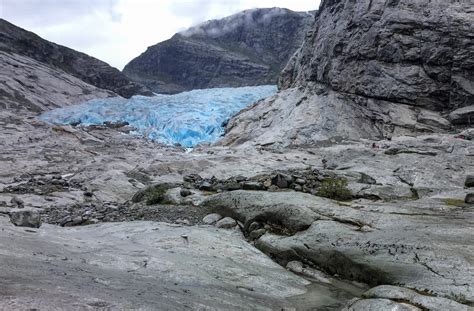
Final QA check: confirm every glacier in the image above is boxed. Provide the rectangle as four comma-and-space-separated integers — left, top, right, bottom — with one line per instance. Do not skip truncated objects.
39, 85, 277, 147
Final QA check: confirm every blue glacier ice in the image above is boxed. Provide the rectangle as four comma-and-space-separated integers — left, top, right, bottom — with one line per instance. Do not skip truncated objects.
39, 85, 277, 147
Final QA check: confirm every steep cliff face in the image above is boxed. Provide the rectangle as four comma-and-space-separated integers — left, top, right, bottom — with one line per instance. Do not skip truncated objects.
0, 19, 152, 99
222, 0, 474, 147
123, 8, 315, 94
280, 0, 473, 111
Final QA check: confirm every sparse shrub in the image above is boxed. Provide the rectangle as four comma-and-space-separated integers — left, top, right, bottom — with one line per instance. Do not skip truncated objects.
145, 186, 171, 205
317, 177, 352, 201
131, 183, 175, 205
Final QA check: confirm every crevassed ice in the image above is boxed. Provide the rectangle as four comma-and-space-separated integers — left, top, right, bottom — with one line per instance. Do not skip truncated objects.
39, 85, 277, 147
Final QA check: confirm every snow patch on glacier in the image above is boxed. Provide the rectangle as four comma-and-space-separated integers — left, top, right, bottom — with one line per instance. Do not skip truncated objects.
39, 85, 277, 147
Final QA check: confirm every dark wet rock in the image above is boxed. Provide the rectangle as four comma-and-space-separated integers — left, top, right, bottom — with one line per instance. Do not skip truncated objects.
220, 181, 242, 191
63, 216, 84, 227
10, 196, 24, 208
465, 175, 474, 188
465, 193, 474, 204
183, 174, 203, 183
249, 228, 266, 240
179, 189, 192, 197
198, 181, 213, 191
242, 181, 264, 191
83, 191, 94, 197
123, 8, 314, 94
9, 210, 42, 228
271, 173, 292, 188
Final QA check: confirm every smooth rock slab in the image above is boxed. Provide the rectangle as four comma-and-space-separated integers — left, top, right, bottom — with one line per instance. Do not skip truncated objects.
0, 216, 309, 310
203, 190, 474, 306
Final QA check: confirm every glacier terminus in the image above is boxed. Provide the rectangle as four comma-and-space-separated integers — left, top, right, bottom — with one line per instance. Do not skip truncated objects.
39, 85, 277, 147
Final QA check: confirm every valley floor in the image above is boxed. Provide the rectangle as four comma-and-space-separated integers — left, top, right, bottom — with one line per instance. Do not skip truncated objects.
0, 110, 473, 310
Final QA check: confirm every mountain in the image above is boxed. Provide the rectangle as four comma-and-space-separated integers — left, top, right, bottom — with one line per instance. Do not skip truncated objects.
0, 50, 115, 113
123, 8, 315, 94
0, 18, 152, 105
222, 0, 474, 147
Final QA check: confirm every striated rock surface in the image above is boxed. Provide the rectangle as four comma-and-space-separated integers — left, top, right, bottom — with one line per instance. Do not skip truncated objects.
0, 217, 313, 309
123, 8, 315, 94
222, 0, 474, 147
0, 51, 114, 113
0, 19, 152, 99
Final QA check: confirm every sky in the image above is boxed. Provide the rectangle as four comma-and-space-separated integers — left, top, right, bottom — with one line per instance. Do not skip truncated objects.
0, 0, 320, 70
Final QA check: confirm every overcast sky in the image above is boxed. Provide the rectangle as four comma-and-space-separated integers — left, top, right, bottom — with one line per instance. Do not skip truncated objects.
1, 0, 320, 70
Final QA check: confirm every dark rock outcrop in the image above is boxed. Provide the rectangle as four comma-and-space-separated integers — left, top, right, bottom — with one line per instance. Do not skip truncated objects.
0, 19, 152, 99
123, 8, 315, 94
222, 0, 474, 147
280, 0, 474, 111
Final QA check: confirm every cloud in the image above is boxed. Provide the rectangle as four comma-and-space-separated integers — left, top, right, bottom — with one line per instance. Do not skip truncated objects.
1, 0, 120, 27
0, 0, 320, 69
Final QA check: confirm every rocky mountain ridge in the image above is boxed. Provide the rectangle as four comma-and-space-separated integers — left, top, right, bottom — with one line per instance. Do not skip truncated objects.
0, 18, 152, 102
123, 8, 314, 94
222, 0, 474, 147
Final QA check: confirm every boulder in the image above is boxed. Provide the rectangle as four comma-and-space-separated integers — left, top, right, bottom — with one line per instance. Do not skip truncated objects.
202, 213, 223, 225
465, 175, 474, 188
9, 210, 42, 228
10, 196, 24, 208
465, 193, 474, 204
215, 217, 237, 229
449, 106, 474, 125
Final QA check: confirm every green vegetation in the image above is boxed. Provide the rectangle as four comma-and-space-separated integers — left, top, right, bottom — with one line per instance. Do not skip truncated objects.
442, 198, 466, 207
317, 177, 352, 201
131, 184, 173, 205
145, 186, 170, 205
